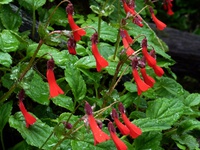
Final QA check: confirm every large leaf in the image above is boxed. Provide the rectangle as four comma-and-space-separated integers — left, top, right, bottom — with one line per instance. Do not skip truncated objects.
134, 132, 163, 150
9, 112, 58, 149
0, 101, 12, 131
0, 5, 22, 30
65, 63, 86, 101
21, 70, 49, 105
146, 98, 184, 126
0, 30, 20, 52
0, 0, 12, 4
18, 0, 46, 10
0, 52, 12, 67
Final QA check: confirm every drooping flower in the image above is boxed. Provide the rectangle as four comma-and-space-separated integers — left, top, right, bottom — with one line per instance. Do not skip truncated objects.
118, 103, 142, 139
132, 57, 150, 95
133, 16, 143, 27
108, 122, 127, 150
18, 90, 36, 128
149, 7, 166, 30
150, 50, 164, 77
163, 0, 174, 15
120, 30, 134, 56
142, 38, 157, 67
66, 3, 86, 41
91, 32, 109, 72
46, 58, 64, 98
111, 109, 130, 135
122, 0, 136, 16
85, 102, 110, 145
140, 67, 155, 87
67, 36, 77, 55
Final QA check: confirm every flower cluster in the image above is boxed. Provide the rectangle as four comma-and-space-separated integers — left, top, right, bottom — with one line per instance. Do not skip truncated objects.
163, 0, 174, 15
84, 102, 142, 150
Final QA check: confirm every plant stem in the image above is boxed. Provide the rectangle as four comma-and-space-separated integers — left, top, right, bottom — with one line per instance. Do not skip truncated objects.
97, 15, 102, 38
0, 131, 5, 150
113, 29, 121, 60
32, 7, 36, 39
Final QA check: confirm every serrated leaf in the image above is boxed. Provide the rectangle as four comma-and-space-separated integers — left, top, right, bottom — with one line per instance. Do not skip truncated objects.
153, 77, 184, 98
21, 71, 49, 105
146, 98, 184, 125
52, 95, 74, 112
9, 112, 58, 149
0, 30, 20, 52
0, 5, 22, 30
75, 55, 96, 69
134, 132, 163, 150
0, 52, 12, 67
65, 63, 86, 101
179, 118, 200, 132
183, 93, 200, 107
0, 101, 12, 131
172, 133, 200, 150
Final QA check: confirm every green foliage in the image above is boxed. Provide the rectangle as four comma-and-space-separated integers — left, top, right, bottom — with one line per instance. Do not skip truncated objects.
0, 0, 199, 150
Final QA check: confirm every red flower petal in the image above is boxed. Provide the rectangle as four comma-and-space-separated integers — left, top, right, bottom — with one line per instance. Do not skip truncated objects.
18, 100, 36, 128
46, 69, 64, 98
91, 43, 109, 72
123, 30, 133, 44
151, 13, 166, 30
153, 65, 164, 77
122, 1, 136, 16
140, 68, 155, 87
132, 68, 150, 95
142, 46, 156, 67
114, 118, 130, 135
122, 38, 134, 56
88, 114, 110, 145
67, 14, 86, 41
121, 113, 142, 138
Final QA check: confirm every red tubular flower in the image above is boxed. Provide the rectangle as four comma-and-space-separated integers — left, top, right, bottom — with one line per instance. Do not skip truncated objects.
149, 7, 166, 30
142, 38, 156, 67
132, 57, 150, 95
66, 3, 86, 41
67, 36, 76, 55
163, 0, 174, 15
122, 0, 136, 16
91, 33, 109, 72
140, 67, 155, 87
120, 30, 134, 56
118, 103, 142, 139
18, 90, 36, 128
108, 122, 127, 150
111, 109, 130, 135
133, 16, 143, 27
85, 102, 110, 145
46, 58, 64, 98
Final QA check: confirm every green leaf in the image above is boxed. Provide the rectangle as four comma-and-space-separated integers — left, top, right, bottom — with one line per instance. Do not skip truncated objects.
152, 77, 184, 98
134, 118, 171, 132
134, 132, 163, 150
0, 0, 12, 4
52, 95, 74, 112
0, 30, 20, 52
0, 5, 22, 30
103, 5, 115, 16
0, 52, 12, 67
172, 133, 200, 150
146, 98, 184, 126
90, 5, 100, 15
18, 0, 46, 10
9, 112, 58, 149
8, 141, 35, 150
21, 71, 49, 105
183, 93, 200, 107
0, 101, 12, 131
179, 118, 200, 132
48, 6, 68, 27
65, 63, 86, 101
1, 73, 14, 89
75, 55, 96, 69
124, 81, 137, 93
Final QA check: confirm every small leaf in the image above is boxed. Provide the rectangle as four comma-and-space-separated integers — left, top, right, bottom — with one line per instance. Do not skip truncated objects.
75, 55, 96, 69
0, 52, 12, 67
0, 30, 20, 52
65, 63, 86, 101
103, 5, 115, 16
124, 81, 137, 93
90, 5, 100, 15
183, 93, 200, 107
52, 95, 74, 112
0, 101, 13, 131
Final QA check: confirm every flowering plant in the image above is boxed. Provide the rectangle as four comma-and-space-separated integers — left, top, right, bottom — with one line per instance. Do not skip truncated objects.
0, 0, 200, 150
